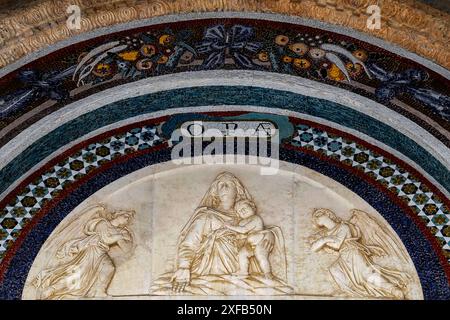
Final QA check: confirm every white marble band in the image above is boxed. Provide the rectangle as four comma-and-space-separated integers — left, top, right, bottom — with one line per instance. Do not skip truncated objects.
1, 104, 449, 202
0, 70, 448, 170
0, 71, 449, 200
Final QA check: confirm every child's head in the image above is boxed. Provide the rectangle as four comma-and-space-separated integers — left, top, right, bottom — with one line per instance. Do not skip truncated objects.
235, 199, 256, 219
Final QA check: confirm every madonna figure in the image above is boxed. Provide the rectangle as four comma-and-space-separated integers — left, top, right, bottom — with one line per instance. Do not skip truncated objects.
151, 172, 293, 295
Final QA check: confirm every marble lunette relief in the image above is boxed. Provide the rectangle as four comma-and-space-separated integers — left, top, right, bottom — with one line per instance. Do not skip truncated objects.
24, 166, 422, 299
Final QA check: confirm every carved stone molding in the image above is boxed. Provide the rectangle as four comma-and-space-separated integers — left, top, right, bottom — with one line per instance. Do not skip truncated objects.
0, 0, 449, 69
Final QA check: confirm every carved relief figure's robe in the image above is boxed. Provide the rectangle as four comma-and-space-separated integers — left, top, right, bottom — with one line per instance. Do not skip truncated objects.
178, 207, 239, 275
151, 207, 293, 295
33, 218, 118, 299
327, 222, 409, 298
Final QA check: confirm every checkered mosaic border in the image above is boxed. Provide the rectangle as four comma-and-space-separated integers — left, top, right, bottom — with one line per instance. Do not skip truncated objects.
0, 118, 448, 265
291, 123, 450, 260
0, 125, 161, 260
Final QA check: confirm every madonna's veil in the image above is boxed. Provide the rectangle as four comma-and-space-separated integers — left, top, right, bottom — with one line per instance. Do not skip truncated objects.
198, 172, 253, 209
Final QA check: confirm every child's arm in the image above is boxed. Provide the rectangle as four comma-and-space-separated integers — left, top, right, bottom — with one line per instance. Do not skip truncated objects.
224, 222, 253, 234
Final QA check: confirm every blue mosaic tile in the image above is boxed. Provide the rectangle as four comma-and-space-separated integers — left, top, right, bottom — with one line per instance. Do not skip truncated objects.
1, 146, 449, 300
0, 87, 448, 197
0, 114, 448, 299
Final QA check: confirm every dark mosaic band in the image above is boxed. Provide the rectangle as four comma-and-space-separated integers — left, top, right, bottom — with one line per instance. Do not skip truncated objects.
0, 13, 449, 300
0, 141, 448, 299
0, 18, 449, 149
0, 112, 449, 299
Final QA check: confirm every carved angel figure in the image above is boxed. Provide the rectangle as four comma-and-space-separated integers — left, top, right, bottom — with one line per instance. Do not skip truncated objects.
33, 206, 135, 299
310, 208, 411, 299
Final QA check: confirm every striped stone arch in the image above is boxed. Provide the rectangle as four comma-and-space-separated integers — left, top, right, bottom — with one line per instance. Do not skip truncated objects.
0, 6, 448, 300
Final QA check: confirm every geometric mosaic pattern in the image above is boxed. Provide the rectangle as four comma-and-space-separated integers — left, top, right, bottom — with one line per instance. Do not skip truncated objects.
292, 123, 450, 261
0, 125, 161, 260
0, 117, 449, 267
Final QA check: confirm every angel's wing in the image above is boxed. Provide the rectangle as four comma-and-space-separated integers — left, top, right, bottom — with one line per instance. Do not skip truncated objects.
350, 209, 409, 263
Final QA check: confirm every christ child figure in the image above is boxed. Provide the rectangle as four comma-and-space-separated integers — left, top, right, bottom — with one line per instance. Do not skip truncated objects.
224, 199, 272, 278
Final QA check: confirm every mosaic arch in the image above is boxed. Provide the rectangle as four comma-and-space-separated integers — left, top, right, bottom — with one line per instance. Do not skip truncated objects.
0, 7, 449, 300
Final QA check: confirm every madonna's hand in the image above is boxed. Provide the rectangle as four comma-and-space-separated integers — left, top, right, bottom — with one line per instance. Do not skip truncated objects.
171, 268, 191, 293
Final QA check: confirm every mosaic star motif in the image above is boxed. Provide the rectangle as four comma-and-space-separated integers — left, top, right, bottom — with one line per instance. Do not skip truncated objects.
0, 125, 161, 259
292, 123, 450, 259
0, 119, 449, 264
